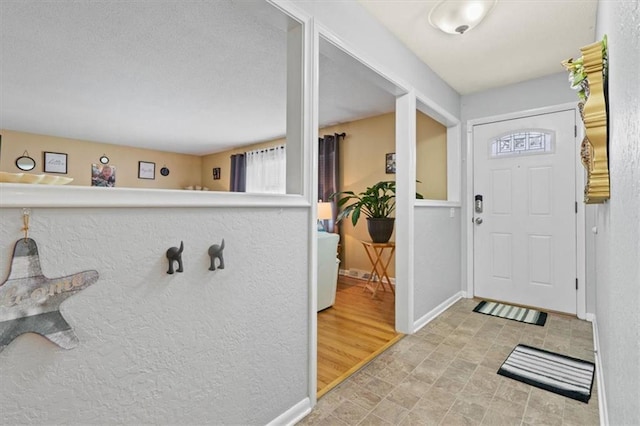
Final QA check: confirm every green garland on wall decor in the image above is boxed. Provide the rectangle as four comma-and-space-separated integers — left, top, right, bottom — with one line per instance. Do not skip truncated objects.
562, 35, 610, 204
562, 35, 608, 101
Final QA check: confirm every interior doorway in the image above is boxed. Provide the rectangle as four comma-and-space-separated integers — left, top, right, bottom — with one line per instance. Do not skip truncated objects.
315, 35, 406, 397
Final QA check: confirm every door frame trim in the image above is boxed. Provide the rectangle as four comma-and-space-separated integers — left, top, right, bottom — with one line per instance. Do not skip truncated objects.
465, 103, 586, 319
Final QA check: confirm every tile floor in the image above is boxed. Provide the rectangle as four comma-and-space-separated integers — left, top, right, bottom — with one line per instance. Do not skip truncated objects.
300, 298, 600, 425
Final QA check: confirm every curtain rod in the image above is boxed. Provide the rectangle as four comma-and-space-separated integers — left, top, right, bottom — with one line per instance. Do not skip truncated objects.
233, 132, 345, 158
247, 145, 285, 154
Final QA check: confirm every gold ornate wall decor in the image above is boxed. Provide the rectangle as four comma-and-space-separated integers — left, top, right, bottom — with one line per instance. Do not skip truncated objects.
563, 36, 610, 203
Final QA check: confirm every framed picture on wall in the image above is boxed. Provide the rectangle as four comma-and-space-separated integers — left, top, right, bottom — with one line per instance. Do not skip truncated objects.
91, 163, 116, 187
43, 151, 68, 174
138, 161, 155, 179
385, 152, 396, 174
213, 167, 221, 180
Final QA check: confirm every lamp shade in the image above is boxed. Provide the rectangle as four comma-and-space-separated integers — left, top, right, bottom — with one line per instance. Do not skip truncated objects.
317, 202, 333, 220
428, 0, 497, 35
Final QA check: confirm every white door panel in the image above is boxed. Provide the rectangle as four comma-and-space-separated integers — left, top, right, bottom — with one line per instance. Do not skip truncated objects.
473, 110, 577, 314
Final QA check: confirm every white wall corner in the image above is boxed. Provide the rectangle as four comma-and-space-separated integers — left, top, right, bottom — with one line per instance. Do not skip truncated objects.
266, 398, 312, 426
413, 291, 464, 332
395, 91, 417, 334
589, 315, 609, 426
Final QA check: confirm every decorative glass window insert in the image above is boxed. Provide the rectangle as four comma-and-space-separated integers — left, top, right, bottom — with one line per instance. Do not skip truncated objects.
490, 131, 553, 158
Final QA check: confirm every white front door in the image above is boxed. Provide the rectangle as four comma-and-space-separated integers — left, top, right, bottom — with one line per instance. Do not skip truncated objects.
473, 110, 577, 314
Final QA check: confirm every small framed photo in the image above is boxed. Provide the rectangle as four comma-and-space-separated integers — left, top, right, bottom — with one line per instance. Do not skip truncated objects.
212, 167, 221, 180
92, 163, 116, 187
385, 152, 396, 174
138, 161, 155, 180
43, 152, 68, 174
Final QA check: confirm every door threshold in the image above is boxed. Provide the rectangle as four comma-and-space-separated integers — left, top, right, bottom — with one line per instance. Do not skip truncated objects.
317, 333, 405, 399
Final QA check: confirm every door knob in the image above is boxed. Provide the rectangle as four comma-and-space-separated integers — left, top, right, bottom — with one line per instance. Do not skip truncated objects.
475, 217, 483, 225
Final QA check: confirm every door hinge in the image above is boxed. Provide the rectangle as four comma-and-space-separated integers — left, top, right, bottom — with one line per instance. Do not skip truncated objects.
575, 201, 578, 213
576, 278, 579, 290
574, 125, 577, 137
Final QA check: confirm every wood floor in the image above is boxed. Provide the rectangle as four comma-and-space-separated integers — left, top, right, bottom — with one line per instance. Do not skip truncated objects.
317, 275, 402, 397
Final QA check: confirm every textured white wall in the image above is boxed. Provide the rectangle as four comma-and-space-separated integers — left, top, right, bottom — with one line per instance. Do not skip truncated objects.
0, 2, 464, 424
461, 72, 578, 121
413, 207, 461, 320
0, 207, 309, 424
594, 1, 640, 424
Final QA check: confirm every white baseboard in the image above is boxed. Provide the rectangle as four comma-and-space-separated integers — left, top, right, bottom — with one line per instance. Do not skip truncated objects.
340, 268, 396, 285
413, 291, 464, 333
340, 268, 370, 279
266, 397, 311, 426
588, 315, 609, 426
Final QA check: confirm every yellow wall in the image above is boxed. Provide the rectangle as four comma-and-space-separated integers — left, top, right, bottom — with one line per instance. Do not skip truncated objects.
326, 112, 447, 278
1, 112, 446, 277
199, 112, 447, 277
0, 130, 202, 189
322, 113, 398, 277
202, 111, 447, 200
201, 138, 285, 191
416, 111, 448, 200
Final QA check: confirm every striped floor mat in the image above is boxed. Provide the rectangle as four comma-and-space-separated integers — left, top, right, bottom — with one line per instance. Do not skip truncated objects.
498, 344, 595, 403
473, 301, 547, 326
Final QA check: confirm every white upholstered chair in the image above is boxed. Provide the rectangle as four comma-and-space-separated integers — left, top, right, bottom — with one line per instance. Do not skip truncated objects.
317, 232, 340, 311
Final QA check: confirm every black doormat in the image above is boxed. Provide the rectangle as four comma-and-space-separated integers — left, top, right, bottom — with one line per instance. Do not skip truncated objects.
473, 300, 547, 326
498, 344, 595, 403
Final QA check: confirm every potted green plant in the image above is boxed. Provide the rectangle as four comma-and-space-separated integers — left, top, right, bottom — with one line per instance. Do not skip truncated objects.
331, 180, 423, 243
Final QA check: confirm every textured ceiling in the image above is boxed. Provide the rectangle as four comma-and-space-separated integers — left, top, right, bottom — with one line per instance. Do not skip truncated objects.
1, 1, 292, 155
358, 0, 598, 95
320, 40, 396, 128
0, 1, 395, 155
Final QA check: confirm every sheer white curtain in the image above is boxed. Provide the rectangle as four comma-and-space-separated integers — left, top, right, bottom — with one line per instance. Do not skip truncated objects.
245, 146, 286, 194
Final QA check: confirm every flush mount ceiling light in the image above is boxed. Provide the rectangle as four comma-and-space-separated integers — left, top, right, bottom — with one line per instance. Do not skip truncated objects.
428, 0, 497, 35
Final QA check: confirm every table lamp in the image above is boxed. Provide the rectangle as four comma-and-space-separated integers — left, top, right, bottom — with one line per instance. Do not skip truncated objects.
317, 201, 333, 231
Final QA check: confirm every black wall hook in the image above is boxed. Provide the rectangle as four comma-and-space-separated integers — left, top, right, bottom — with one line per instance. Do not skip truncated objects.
208, 239, 225, 271
166, 241, 184, 274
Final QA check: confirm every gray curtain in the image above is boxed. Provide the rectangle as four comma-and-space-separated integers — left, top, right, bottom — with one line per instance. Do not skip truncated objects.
229, 154, 246, 192
318, 133, 343, 233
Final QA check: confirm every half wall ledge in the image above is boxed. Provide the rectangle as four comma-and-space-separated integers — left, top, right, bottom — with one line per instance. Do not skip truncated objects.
0, 184, 309, 208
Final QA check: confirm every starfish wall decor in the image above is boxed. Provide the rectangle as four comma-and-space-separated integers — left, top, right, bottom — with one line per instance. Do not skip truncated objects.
0, 238, 99, 353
